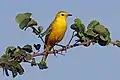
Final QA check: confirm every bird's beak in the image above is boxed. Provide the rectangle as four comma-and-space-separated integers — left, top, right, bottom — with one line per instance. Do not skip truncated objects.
68, 14, 72, 16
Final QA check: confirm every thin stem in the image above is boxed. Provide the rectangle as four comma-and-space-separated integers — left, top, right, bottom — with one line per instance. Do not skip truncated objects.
67, 31, 75, 46
38, 35, 45, 43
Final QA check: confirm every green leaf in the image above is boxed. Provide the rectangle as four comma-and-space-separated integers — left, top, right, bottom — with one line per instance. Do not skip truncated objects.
98, 40, 107, 46
18, 65, 24, 75
31, 58, 37, 66
75, 18, 85, 32
99, 35, 106, 41
5, 46, 16, 56
5, 68, 9, 76
106, 36, 111, 44
87, 20, 100, 29
115, 40, 120, 47
14, 49, 26, 57
70, 24, 78, 31
22, 45, 33, 53
10, 61, 24, 76
24, 54, 32, 60
93, 26, 111, 43
98, 35, 111, 46
78, 24, 85, 33
27, 19, 37, 27
38, 61, 48, 70
105, 28, 110, 36
71, 18, 85, 33
0, 54, 9, 63
38, 26, 43, 34
16, 64, 24, 75
93, 25, 107, 35
24, 13, 32, 17
19, 18, 31, 30
11, 66, 18, 78
13, 62, 24, 75
85, 29, 97, 37
16, 13, 32, 24
70, 24, 85, 33
74, 18, 82, 24
77, 32, 84, 38
14, 47, 22, 54
33, 44, 41, 50
24, 19, 38, 31
98, 39, 110, 46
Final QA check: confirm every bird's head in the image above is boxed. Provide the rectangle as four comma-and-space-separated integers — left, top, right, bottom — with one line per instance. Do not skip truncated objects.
55, 11, 72, 20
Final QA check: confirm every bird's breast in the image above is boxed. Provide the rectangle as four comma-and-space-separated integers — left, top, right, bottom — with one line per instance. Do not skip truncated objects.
50, 20, 67, 43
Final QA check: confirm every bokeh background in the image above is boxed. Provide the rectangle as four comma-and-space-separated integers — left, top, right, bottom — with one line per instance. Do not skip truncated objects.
0, 0, 120, 80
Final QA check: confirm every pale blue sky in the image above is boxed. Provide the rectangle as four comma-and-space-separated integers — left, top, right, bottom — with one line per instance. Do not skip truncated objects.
0, 0, 120, 80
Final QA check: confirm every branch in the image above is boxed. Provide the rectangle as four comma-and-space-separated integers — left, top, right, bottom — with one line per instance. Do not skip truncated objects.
32, 40, 92, 57
32, 39, 120, 57
110, 41, 119, 45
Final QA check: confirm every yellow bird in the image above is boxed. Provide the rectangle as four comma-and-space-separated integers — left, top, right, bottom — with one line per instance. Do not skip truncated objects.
40, 11, 72, 69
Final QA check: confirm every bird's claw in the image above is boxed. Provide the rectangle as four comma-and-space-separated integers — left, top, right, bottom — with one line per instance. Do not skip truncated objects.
53, 49, 58, 57
62, 45, 68, 53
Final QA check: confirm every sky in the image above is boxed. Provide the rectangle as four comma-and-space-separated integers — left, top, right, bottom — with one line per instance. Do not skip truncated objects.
0, 0, 120, 80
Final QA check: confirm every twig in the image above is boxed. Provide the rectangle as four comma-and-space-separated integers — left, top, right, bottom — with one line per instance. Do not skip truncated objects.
38, 35, 45, 43
110, 41, 118, 45
110, 41, 120, 47
67, 31, 75, 46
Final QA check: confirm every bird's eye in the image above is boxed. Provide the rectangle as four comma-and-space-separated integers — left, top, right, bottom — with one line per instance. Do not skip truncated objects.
61, 14, 64, 16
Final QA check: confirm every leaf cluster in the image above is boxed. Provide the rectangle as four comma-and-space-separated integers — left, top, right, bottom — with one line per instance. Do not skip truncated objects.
71, 18, 111, 46
15, 13, 43, 35
0, 44, 41, 78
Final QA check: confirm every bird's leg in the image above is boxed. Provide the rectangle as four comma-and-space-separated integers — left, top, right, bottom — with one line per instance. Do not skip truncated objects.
52, 48, 58, 57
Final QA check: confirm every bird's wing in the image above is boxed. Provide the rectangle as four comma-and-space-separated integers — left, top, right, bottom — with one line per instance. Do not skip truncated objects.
44, 22, 54, 49
45, 28, 52, 44
40, 26, 51, 37
41, 19, 55, 37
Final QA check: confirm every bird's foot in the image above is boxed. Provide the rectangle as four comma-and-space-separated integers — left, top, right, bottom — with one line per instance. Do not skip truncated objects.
38, 61, 48, 70
62, 45, 68, 53
53, 48, 58, 57
55, 44, 68, 54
